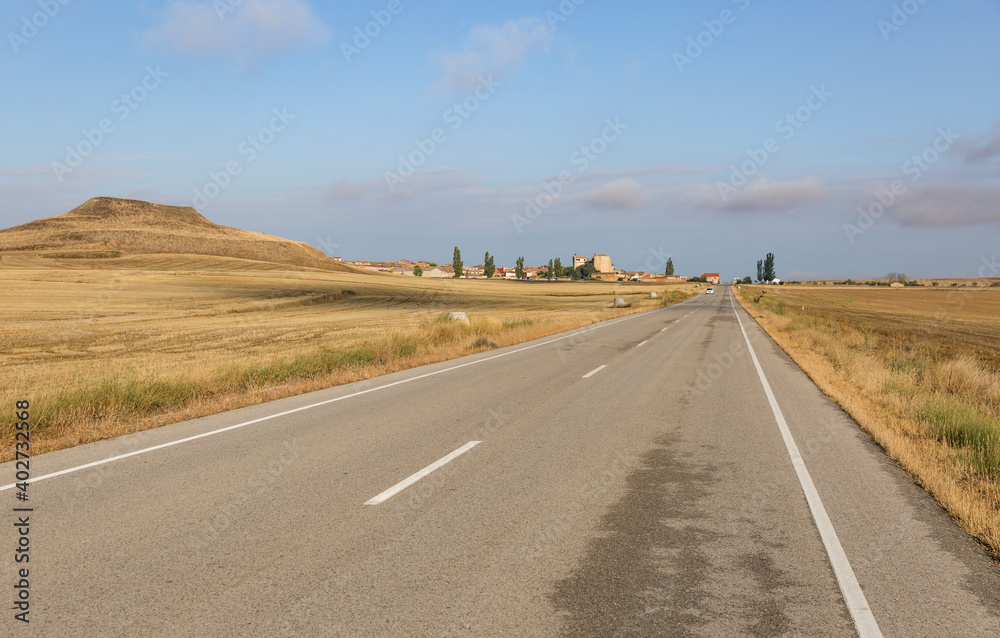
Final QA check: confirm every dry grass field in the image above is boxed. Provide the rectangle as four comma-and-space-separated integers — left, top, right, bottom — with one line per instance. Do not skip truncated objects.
735, 284, 1000, 559
1, 253, 695, 460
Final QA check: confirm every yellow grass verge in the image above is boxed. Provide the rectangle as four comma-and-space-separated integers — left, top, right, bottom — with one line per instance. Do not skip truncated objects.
2, 258, 696, 461
735, 286, 1000, 560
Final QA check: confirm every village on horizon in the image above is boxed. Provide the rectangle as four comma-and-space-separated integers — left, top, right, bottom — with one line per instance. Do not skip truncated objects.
336, 252, 722, 284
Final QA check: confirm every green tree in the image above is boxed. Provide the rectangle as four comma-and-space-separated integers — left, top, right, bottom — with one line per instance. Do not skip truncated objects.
452, 247, 463, 278
413, 265, 423, 277
553, 257, 563, 278
763, 253, 776, 282
742, 276, 752, 284
484, 252, 496, 279
515, 257, 525, 280
546, 259, 555, 280
576, 263, 596, 279
665, 258, 674, 276
756, 260, 763, 283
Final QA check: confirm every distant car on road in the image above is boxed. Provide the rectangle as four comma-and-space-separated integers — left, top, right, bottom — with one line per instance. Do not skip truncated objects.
706, 288, 715, 294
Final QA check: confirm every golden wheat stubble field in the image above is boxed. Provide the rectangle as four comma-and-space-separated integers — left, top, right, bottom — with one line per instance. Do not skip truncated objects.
735, 284, 1000, 560
1, 253, 694, 460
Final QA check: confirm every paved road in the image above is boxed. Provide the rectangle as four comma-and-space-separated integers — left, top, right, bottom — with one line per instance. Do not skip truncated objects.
5, 287, 1000, 636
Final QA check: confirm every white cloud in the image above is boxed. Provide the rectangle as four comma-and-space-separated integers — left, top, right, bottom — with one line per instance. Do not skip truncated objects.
682, 176, 830, 212
0, 164, 58, 178
142, 0, 329, 61
576, 164, 714, 184
326, 178, 367, 202
370, 168, 485, 203
581, 178, 648, 209
954, 121, 1000, 165
1, 162, 143, 183
437, 18, 552, 92
888, 182, 1000, 227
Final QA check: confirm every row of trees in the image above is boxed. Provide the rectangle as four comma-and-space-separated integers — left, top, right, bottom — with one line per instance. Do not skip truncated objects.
432, 248, 605, 280
755, 253, 776, 283
455, 249, 498, 279
442, 247, 528, 279
412, 248, 469, 277
420, 248, 678, 281
532, 257, 595, 280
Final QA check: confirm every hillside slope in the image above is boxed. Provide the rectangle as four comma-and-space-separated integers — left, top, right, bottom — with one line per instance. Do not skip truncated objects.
0, 197, 351, 272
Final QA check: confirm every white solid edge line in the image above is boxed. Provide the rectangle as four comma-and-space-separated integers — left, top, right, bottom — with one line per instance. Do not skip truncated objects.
636, 340, 648, 347
729, 290, 883, 638
1, 300, 697, 492
582, 365, 607, 379
365, 441, 480, 505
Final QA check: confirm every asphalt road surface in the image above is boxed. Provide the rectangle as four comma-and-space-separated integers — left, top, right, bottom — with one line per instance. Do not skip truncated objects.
5, 286, 1000, 636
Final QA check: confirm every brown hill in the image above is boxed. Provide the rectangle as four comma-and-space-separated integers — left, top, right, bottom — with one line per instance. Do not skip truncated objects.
0, 197, 352, 272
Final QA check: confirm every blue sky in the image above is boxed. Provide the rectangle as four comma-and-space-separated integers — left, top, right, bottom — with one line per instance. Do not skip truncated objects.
2, 0, 999, 279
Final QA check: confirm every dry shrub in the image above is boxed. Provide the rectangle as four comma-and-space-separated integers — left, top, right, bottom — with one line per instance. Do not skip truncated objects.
925, 357, 1000, 412
471, 335, 500, 349
735, 286, 1000, 559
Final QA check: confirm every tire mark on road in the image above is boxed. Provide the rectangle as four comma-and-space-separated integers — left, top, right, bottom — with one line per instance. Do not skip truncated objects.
550, 437, 717, 637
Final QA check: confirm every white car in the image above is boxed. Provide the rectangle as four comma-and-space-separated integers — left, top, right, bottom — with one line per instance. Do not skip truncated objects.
705, 288, 715, 294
